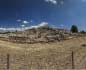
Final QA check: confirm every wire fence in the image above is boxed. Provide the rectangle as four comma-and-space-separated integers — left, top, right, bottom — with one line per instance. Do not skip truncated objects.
0, 36, 86, 70
0, 51, 84, 70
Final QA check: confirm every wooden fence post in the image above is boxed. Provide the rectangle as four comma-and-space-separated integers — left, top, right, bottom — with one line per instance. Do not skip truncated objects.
7, 54, 10, 70
72, 51, 75, 69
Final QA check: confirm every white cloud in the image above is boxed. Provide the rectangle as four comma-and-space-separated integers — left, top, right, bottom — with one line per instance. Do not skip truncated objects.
0, 28, 7, 31
38, 22, 48, 27
0, 28, 22, 32
51, 25, 57, 28
21, 24, 26, 28
29, 22, 49, 29
22, 21, 29, 24
0, 22, 49, 32
45, 0, 57, 5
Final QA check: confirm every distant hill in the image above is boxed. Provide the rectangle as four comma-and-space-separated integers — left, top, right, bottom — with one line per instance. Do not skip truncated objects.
6, 26, 71, 43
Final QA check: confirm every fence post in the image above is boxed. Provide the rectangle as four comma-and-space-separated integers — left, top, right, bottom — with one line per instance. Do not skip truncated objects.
72, 51, 75, 69
7, 54, 10, 70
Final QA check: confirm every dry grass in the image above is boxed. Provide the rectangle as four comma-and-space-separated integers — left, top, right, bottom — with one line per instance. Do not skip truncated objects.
0, 36, 86, 70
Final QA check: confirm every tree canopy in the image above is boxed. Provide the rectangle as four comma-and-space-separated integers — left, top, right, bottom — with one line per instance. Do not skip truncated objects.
70, 25, 78, 33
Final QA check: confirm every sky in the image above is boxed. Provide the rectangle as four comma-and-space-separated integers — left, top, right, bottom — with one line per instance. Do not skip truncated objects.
0, 0, 86, 31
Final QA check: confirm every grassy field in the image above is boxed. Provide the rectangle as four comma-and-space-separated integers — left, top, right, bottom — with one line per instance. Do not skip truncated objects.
0, 36, 86, 70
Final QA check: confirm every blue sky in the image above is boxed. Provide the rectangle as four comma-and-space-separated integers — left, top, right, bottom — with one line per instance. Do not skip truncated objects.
0, 0, 86, 30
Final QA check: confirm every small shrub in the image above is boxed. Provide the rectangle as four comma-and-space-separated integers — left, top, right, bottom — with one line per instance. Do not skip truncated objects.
81, 44, 86, 47
80, 30, 86, 34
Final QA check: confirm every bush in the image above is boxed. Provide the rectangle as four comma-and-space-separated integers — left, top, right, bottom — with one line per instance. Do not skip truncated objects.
81, 44, 86, 47
80, 30, 86, 34
70, 25, 78, 33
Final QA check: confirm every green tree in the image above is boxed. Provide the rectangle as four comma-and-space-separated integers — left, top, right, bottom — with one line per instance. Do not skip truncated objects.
80, 30, 86, 34
70, 25, 78, 33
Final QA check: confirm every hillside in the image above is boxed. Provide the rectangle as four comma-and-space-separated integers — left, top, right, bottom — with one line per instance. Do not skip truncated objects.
5, 26, 71, 44
0, 36, 86, 70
